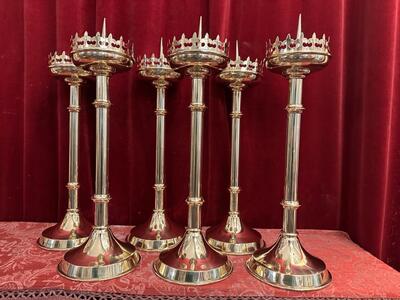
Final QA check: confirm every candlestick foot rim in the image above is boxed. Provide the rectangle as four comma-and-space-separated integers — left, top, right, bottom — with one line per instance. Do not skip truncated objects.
246, 233, 332, 291
205, 222, 264, 255
127, 213, 185, 251
37, 210, 91, 250
58, 227, 141, 281
153, 230, 233, 285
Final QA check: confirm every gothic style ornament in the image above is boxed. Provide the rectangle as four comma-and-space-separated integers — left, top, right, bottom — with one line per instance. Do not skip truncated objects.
127, 39, 184, 251
153, 17, 233, 285
58, 19, 140, 281
246, 15, 332, 291
38, 52, 91, 250
205, 41, 264, 255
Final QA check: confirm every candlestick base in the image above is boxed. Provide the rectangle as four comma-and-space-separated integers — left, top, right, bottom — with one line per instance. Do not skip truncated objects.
153, 229, 233, 285
127, 211, 185, 251
246, 232, 332, 291
37, 210, 91, 250
58, 226, 140, 281
205, 216, 264, 255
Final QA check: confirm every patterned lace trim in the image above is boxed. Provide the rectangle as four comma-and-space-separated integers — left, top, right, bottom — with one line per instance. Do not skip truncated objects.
0, 290, 396, 300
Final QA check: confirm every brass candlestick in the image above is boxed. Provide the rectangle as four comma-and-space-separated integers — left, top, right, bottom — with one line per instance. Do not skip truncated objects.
127, 38, 185, 251
38, 52, 91, 250
58, 19, 140, 281
246, 15, 332, 291
205, 41, 264, 255
153, 17, 233, 285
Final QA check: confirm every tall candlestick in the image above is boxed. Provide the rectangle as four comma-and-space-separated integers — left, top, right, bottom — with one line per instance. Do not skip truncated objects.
246, 15, 332, 291
58, 19, 140, 281
153, 17, 233, 285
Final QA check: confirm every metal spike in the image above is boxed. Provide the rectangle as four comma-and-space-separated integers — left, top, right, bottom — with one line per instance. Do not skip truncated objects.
198, 16, 202, 38
235, 40, 239, 61
102, 18, 106, 38
160, 37, 164, 58
297, 14, 302, 39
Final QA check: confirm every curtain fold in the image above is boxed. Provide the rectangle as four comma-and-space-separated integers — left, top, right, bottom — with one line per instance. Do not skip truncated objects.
0, 0, 399, 271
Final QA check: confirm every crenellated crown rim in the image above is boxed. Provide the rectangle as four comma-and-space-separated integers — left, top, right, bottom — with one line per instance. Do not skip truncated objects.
267, 32, 330, 59
48, 51, 75, 67
139, 53, 173, 71
224, 56, 262, 75
169, 32, 228, 57
71, 31, 132, 57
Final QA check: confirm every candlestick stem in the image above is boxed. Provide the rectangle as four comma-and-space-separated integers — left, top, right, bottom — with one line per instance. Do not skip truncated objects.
282, 77, 303, 234
246, 70, 331, 291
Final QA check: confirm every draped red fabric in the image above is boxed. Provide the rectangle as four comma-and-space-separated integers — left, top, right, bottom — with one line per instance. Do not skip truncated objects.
0, 0, 399, 271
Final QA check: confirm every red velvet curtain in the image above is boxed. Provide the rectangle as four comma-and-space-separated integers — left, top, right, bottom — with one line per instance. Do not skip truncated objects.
0, 0, 399, 271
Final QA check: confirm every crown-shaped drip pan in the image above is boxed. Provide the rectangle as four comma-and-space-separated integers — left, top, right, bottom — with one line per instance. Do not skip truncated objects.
168, 17, 228, 67
220, 41, 262, 83
71, 19, 133, 71
139, 38, 179, 80
266, 14, 330, 71
49, 51, 90, 77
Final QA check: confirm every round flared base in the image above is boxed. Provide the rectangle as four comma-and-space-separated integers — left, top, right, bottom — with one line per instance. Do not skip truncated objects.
205, 220, 264, 255
37, 210, 91, 251
58, 226, 141, 281
153, 229, 233, 285
246, 232, 332, 291
127, 213, 185, 252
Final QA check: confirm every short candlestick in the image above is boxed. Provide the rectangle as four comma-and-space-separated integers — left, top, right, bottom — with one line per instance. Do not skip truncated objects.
38, 52, 91, 250
205, 41, 264, 255
127, 38, 185, 251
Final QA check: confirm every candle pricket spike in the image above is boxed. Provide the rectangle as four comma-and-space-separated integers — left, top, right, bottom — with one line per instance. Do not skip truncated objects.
160, 37, 164, 58
235, 40, 239, 61
101, 18, 106, 38
297, 14, 302, 39
198, 16, 202, 39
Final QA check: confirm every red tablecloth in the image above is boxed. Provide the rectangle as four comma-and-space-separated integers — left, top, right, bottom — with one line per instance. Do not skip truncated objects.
0, 222, 399, 299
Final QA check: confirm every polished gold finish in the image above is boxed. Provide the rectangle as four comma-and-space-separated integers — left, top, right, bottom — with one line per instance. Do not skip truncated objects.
58, 19, 140, 281
153, 229, 233, 285
246, 15, 332, 291
127, 38, 184, 252
153, 17, 232, 285
205, 41, 263, 255
38, 52, 91, 251
58, 227, 141, 281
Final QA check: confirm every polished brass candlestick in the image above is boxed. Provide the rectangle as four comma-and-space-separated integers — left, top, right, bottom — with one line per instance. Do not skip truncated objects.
246, 15, 332, 291
38, 52, 91, 250
206, 41, 263, 255
58, 19, 140, 281
153, 17, 233, 285
127, 38, 184, 251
